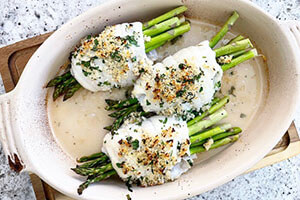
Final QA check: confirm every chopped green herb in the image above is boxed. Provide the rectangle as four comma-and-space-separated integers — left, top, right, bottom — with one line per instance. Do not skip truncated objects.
240, 113, 246, 118
199, 87, 203, 92
91, 39, 99, 51
94, 39, 99, 46
187, 159, 193, 167
131, 56, 137, 62
215, 81, 221, 88
146, 100, 151, 106
159, 102, 164, 108
124, 43, 130, 48
176, 89, 186, 97
126, 176, 133, 192
82, 69, 91, 77
110, 50, 122, 62
125, 35, 139, 46
177, 142, 181, 150
81, 60, 90, 67
116, 162, 123, 168
178, 63, 186, 70
87, 35, 92, 40
163, 117, 168, 124
193, 73, 202, 81
103, 81, 111, 86
132, 139, 139, 150
126, 194, 132, 200
228, 86, 236, 97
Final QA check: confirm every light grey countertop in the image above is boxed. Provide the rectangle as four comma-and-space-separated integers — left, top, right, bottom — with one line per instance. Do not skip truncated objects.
0, 0, 300, 199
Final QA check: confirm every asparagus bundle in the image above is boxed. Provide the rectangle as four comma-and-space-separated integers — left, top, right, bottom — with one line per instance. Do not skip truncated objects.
73, 96, 240, 194
46, 6, 190, 101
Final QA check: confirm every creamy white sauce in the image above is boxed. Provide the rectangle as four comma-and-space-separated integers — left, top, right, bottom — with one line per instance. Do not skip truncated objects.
47, 19, 268, 165
102, 116, 191, 185
133, 40, 222, 117
71, 22, 151, 92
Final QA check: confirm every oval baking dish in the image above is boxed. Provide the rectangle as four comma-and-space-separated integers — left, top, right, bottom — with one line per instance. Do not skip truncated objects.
0, 0, 300, 199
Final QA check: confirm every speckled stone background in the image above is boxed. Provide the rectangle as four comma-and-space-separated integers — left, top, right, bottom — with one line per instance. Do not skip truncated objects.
0, 0, 300, 200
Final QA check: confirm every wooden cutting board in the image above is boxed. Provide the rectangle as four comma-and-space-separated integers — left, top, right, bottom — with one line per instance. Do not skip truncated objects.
0, 33, 300, 200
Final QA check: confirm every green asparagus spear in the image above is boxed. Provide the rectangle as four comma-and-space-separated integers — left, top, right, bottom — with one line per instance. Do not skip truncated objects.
188, 108, 228, 136
63, 82, 82, 101
111, 104, 140, 134
105, 99, 120, 107
53, 79, 74, 100
214, 39, 253, 57
209, 11, 239, 48
222, 49, 258, 71
188, 96, 229, 126
109, 107, 130, 118
143, 16, 185, 37
211, 97, 220, 106
145, 41, 166, 53
106, 98, 138, 111
210, 127, 241, 141
46, 71, 72, 87
190, 123, 232, 144
228, 35, 244, 45
103, 125, 112, 131
53, 84, 65, 101
77, 156, 109, 169
229, 49, 248, 58
145, 22, 190, 49
143, 6, 187, 30
72, 163, 114, 176
190, 135, 239, 154
191, 127, 242, 147
77, 170, 117, 195
77, 152, 106, 163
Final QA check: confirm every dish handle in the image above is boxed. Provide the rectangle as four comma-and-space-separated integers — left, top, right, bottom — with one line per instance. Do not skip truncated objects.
0, 91, 25, 172
280, 20, 300, 53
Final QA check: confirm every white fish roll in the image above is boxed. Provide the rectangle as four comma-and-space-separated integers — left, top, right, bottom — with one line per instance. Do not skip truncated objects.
132, 40, 223, 118
102, 116, 193, 186
71, 22, 152, 92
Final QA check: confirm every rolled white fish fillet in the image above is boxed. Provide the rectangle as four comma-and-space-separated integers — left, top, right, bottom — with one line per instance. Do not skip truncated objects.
102, 116, 194, 186
71, 22, 152, 92
132, 40, 223, 118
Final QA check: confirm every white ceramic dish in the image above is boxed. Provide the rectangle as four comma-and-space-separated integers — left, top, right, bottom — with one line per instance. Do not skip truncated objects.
0, 0, 300, 199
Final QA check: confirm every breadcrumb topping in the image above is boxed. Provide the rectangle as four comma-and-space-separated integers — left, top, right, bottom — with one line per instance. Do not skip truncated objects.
133, 41, 223, 119
102, 116, 192, 186
71, 22, 152, 91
